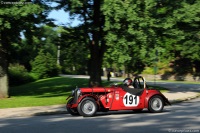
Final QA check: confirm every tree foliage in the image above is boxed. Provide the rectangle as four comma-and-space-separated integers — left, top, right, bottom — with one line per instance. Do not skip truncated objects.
0, 0, 52, 98
30, 50, 60, 79
103, 0, 200, 76
59, 26, 89, 74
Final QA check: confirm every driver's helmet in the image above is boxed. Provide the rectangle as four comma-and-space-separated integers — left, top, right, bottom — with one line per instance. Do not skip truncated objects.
123, 78, 133, 86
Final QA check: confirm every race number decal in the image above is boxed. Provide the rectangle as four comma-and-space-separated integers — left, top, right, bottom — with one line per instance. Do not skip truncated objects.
123, 93, 139, 107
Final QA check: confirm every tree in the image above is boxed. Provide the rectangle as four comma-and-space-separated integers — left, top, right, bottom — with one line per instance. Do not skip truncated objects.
153, 0, 200, 76
59, 26, 89, 75
31, 50, 59, 79
103, 0, 200, 77
54, 0, 199, 84
173, 0, 200, 75
102, 0, 155, 74
56, 0, 106, 86
0, 1, 50, 98
0, 41, 9, 98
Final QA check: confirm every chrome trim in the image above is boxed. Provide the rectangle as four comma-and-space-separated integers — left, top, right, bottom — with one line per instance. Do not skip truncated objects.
71, 90, 75, 96
77, 89, 81, 95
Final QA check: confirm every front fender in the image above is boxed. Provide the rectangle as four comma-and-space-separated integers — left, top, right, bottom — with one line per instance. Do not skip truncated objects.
66, 96, 72, 101
78, 94, 100, 108
78, 94, 98, 102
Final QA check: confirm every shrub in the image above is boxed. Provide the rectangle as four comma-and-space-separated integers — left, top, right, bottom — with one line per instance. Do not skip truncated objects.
8, 63, 35, 86
30, 50, 60, 79
142, 67, 155, 74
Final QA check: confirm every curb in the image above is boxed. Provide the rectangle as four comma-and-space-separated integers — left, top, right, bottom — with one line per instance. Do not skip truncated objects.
169, 93, 200, 104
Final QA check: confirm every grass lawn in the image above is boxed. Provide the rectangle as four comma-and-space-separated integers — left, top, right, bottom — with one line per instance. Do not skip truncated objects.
0, 77, 168, 109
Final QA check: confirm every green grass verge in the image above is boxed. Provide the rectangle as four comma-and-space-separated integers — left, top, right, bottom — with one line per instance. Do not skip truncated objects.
0, 77, 88, 108
0, 77, 168, 108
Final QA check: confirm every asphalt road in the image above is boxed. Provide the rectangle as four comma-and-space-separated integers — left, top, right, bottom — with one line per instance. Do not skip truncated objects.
0, 98, 199, 133
147, 81, 200, 92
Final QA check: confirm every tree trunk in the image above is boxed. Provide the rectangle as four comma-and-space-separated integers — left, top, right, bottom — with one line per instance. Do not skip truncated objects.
194, 60, 200, 75
0, 73, 8, 98
0, 31, 9, 98
88, 0, 105, 87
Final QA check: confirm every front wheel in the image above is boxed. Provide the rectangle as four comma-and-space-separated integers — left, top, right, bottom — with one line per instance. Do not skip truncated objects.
77, 97, 97, 117
148, 95, 164, 113
66, 98, 79, 116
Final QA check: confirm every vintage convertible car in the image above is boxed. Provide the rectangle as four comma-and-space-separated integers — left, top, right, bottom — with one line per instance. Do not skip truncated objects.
66, 76, 171, 117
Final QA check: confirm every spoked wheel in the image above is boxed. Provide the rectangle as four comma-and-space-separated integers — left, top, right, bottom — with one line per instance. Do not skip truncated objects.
77, 97, 97, 117
66, 98, 79, 116
148, 95, 164, 113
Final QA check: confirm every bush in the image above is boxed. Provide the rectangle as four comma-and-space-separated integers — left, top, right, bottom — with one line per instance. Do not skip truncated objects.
142, 67, 155, 74
8, 63, 35, 86
30, 50, 60, 79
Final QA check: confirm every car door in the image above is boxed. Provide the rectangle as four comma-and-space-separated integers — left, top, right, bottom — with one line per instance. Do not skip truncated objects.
109, 87, 145, 110
109, 76, 147, 110
121, 90, 140, 108
119, 88, 142, 108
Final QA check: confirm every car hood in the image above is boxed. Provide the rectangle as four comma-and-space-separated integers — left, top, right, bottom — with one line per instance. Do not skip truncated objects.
79, 87, 115, 93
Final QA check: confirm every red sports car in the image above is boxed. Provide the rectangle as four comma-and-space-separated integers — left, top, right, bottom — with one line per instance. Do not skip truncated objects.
66, 76, 171, 117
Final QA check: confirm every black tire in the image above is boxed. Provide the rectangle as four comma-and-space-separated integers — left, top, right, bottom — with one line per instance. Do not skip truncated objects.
148, 95, 164, 113
77, 97, 98, 117
66, 98, 79, 116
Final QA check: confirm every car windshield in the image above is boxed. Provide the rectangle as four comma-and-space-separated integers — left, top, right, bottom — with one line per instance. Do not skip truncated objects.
121, 76, 147, 96
133, 77, 145, 89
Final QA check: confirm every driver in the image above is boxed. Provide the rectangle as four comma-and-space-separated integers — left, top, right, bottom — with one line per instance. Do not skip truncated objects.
123, 78, 134, 88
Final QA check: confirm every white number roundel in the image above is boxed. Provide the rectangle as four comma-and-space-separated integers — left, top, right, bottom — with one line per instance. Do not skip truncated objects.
123, 93, 139, 107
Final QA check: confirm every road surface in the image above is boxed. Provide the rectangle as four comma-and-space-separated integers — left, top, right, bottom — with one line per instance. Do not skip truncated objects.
0, 98, 199, 133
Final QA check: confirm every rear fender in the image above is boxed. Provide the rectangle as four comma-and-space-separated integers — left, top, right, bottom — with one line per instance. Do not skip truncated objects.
144, 92, 171, 108
161, 94, 171, 105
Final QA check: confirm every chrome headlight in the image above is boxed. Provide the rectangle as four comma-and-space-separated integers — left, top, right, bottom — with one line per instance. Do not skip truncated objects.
77, 89, 81, 95
71, 90, 75, 96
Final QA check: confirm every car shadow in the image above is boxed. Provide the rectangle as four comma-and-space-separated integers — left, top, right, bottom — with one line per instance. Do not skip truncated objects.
94, 109, 171, 117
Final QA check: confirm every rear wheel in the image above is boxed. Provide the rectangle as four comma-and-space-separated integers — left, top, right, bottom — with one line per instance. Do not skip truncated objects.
77, 97, 97, 117
66, 98, 79, 116
148, 95, 164, 113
